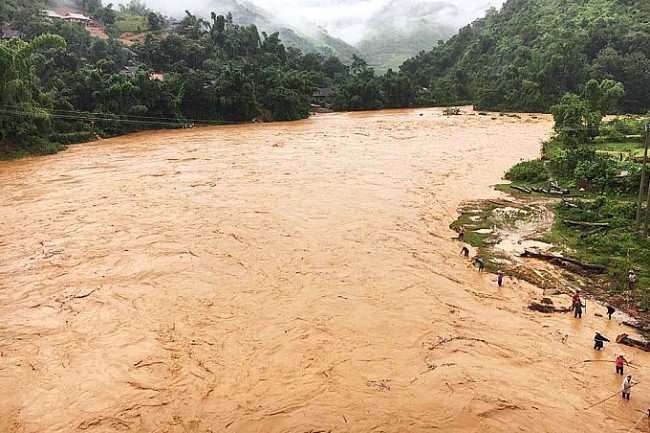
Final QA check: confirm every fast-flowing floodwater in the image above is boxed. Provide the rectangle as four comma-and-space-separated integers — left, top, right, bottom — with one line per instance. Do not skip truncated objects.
1, 108, 648, 433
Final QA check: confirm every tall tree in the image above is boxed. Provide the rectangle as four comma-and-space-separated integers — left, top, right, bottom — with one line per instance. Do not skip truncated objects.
0, 34, 66, 150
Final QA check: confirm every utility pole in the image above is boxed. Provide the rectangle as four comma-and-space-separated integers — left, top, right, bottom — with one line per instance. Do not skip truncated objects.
638, 123, 650, 239
636, 122, 649, 227
645, 177, 650, 239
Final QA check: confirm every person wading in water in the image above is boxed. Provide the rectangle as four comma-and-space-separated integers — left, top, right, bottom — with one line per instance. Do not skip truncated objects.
594, 331, 610, 350
572, 289, 585, 318
622, 374, 637, 399
616, 354, 629, 375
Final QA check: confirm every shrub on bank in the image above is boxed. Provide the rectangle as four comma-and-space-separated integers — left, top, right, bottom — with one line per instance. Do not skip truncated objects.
505, 159, 548, 183
49, 131, 96, 145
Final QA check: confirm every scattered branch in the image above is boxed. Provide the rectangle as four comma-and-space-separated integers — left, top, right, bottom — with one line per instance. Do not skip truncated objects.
521, 249, 606, 273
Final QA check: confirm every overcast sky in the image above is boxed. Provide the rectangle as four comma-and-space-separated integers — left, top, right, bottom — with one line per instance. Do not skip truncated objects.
140, 0, 506, 44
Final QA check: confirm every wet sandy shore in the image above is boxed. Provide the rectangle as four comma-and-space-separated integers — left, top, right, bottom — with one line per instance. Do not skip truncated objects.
1, 108, 648, 432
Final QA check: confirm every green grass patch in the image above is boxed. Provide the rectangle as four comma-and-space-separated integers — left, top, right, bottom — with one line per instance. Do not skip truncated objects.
548, 198, 650, 300
115, 12, 148, 32
450, 201, 515, 274
594, 141, 645, 152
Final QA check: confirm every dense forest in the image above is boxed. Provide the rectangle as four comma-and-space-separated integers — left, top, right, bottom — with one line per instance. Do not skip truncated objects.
0, 0, 414, 157
400, 0, 650, 113
1, 0, 649, 158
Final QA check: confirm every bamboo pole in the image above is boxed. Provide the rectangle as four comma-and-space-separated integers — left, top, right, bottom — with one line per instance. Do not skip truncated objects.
583, 382, 640, 410
627, 411, 647, 433
645, 129, 650, 237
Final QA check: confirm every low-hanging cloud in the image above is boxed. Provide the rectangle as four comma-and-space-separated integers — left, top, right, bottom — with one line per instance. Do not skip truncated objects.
140, 0, 505, 44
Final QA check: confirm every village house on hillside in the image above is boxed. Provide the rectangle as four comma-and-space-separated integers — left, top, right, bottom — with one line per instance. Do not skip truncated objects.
123, 60, 138, 76
41, 10, 64, 20
41, 10, 96, 27
312, 87, 333, 105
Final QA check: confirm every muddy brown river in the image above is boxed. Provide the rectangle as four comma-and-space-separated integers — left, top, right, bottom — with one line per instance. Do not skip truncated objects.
2, 108, 649, 432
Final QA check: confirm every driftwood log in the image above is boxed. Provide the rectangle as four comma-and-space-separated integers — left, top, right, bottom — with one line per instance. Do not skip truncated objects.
562, 199, 579, 208
518, 184, 569, 195
549, 181, 569, 194
580, 226, 608, 238
489, 199, 518, 208
511, 185, 532, 194
520, 249, 606, 273
621, 320, 650, 335
528, 298, 571, 313
616, 333, 650, 352
563, 220, 611, 228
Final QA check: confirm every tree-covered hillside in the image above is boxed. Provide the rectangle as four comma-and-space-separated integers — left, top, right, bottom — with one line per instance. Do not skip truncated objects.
400, 0, 650, 113
0, 0, 415, 158
182, 0, 362, 63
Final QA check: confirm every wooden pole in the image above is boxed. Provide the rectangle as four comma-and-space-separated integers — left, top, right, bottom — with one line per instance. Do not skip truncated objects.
645, 125, 650, 238
636, 124, 649, 227
627, 411, 647, 433
643, 169, 650, 239
625, 248, 631, 290
583, 382, 640, 410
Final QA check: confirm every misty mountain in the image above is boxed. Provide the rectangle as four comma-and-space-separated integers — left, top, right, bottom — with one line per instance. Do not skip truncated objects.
174, 0, 362, 63
356, 0, 460, 69
155, 0, 478, 69
45, 0, 506, 69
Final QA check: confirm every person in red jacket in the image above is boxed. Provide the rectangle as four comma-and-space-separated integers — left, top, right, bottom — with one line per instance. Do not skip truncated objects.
571, 289, 585, 318
572, 289, 581, 306
616, 354, 629, 375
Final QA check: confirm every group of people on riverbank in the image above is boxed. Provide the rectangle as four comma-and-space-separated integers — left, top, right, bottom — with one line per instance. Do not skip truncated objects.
571, 289, 643, 401
459, 244, 502, 287
456, 229, 645, 406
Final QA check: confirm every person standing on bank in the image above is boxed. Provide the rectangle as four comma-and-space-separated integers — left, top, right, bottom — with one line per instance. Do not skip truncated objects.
628, 270, 637, 290
606, 305, 616, 320
497, 270, 504, 287
616, 354, 629, 375
594, 331, 610, 350
474, 257, 485, 272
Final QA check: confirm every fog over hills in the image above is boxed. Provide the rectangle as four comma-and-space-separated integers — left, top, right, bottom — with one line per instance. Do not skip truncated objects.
137, 0, 506, 67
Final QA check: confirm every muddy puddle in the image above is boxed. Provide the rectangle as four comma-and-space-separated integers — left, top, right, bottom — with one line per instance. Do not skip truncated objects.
2, 108, 649, 432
